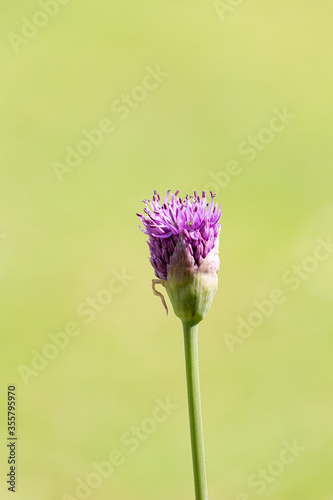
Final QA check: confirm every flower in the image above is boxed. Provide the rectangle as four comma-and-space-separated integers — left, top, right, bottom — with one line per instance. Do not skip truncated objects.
137, 190, 222, 325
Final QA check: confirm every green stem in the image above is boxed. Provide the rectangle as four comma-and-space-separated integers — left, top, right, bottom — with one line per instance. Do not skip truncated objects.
182, 322, 208, 500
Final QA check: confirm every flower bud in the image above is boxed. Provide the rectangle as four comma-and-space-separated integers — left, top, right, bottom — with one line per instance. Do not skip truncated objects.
165, 235, 220, 326
137, 190, 222, 323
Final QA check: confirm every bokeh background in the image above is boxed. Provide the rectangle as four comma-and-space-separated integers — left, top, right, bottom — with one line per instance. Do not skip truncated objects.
1, 1, 333, 499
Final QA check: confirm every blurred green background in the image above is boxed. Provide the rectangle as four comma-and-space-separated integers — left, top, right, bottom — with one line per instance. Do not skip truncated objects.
1, 1, 333, 499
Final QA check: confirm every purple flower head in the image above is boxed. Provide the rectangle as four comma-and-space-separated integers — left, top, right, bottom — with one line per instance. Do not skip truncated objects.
137, 190, 222, 280
137, 190, 222, 323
